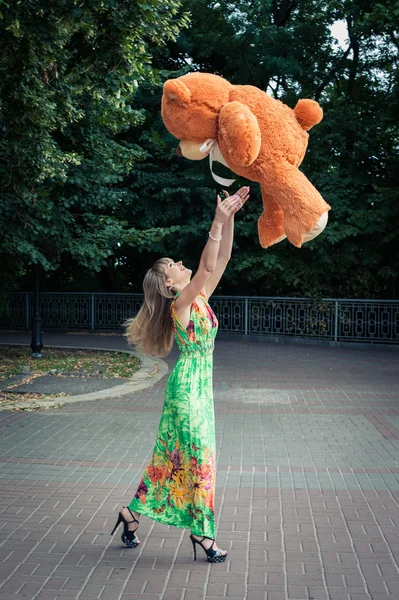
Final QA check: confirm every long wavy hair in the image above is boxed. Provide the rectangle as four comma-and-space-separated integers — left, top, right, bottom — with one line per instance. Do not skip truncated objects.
125, 258, 176, 357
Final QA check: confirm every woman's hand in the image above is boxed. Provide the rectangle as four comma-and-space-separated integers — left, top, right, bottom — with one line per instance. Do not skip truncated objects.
214, 186, 250, 224
215, 186, 249, 223
214, 194, 237, 225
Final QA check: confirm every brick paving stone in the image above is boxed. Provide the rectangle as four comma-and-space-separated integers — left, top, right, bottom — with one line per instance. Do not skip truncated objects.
206, 582, 227, 595
179, 591, 205, 600
161, 590, 184, 600
143, 580, 167, 594
62, 577, 88, 591
1, 334, 399, 600
1, 579, 26, 594
204, 597, 239, 600
99, 586, 126, 599
247, 591, 267, 600
249, 572, 267, 585
226, 583, 247, 597
18, 580, 45, 595
43, 577, 69, 590
34, 592, 59, 600
328, 593, 351, 600
167, 571, 189, 585
79, 584, 106, 598
120, 595, 160, 600
306, 586, 329, 599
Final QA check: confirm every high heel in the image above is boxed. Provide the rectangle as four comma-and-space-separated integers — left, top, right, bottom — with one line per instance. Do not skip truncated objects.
110, 506, 140, 548
190, 535, 227, 563
110, 513, 123, 535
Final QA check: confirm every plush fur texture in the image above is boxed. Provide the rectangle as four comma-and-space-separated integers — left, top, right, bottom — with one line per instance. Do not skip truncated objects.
162, 73, 330, 248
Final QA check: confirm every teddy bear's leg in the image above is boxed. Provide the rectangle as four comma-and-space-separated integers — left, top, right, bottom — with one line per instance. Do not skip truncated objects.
257, 190, 285, 248
270, 165, 330, 248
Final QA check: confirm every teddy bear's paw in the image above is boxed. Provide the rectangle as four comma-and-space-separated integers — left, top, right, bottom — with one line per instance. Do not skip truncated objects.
269, 233, 287, 246
283, 219, 306, 248
257, 214, 286, 248
284, 211, 329, 248
301, 212, 329, 243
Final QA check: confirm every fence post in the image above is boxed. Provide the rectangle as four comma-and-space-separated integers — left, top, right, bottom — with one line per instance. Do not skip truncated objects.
244, 298, 249, 336
26, 294, 29, 329
91, 295, 95, 331
334, 300, 339, 342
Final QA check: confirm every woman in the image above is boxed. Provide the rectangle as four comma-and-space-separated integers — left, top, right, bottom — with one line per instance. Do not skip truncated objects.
111, 186, 250, 562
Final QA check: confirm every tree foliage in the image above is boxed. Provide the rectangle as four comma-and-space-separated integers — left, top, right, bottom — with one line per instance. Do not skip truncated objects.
1, 0, 398, 298
0, 0, 188, 288
151, 0, 398, 298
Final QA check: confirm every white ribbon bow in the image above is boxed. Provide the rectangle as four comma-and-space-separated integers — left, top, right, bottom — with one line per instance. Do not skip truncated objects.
199, 139, 236, 187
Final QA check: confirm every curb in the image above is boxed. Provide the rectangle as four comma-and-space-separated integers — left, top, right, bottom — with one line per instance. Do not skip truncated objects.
0, 343, 169, 411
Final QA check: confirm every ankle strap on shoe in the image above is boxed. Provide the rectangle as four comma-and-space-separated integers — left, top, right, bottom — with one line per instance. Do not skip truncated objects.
127, 507, 139, 523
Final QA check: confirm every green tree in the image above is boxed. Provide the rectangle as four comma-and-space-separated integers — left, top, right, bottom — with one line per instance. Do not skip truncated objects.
131, 0, 399, 298
4, 0, 398, 299
0, 0, 189, 292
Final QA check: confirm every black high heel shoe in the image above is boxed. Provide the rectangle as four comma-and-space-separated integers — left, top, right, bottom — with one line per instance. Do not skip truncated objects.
190, 535, 227, 563
110, 506, 140, 548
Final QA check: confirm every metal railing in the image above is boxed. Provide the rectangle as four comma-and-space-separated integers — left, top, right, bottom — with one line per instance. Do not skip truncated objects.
1, 292, 398, 344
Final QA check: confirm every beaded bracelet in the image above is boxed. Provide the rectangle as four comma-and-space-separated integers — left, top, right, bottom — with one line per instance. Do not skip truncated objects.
209, 231, 223, 242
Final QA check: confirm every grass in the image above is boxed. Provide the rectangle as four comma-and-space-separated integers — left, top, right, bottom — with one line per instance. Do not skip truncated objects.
0, 346, 141, 380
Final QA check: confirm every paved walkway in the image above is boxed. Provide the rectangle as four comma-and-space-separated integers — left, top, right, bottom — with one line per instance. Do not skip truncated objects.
0, 332, 399, 600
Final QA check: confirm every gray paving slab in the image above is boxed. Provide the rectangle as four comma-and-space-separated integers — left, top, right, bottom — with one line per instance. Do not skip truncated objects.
0, 331, 398, 600
0, 373, 31, 391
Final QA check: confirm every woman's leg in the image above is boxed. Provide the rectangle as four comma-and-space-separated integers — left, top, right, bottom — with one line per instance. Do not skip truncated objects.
121, 507, 140, 532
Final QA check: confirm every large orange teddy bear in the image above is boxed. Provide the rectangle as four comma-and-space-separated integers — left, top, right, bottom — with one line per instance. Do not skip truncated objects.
161, 72, 330, 248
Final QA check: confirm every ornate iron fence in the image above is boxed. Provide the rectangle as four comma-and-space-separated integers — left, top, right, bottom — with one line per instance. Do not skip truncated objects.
1, 293, 398, 344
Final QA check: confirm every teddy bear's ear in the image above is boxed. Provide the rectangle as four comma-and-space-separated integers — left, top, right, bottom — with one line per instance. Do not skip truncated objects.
163, 79, 192, 106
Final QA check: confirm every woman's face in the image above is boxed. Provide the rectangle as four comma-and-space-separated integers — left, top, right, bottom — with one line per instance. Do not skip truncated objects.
164, 260, 192, 291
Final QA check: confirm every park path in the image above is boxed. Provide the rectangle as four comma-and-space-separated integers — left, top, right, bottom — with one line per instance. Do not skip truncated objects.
0, 331, 399, 599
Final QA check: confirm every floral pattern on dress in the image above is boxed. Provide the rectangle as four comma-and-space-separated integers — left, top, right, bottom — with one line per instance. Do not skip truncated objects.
128, 291, 218, 537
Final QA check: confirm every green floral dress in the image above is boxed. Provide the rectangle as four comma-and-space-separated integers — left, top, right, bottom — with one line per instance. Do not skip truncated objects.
128, 290, 218, 538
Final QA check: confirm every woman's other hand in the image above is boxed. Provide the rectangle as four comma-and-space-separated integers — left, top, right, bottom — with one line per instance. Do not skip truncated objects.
218, 186, 250, 219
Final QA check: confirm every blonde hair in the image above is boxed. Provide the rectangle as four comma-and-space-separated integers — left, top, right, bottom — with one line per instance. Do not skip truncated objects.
125, 258, 175, 357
